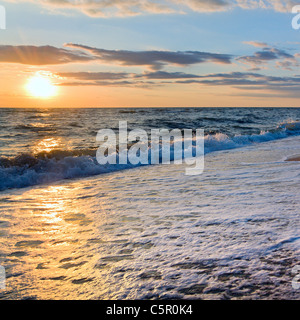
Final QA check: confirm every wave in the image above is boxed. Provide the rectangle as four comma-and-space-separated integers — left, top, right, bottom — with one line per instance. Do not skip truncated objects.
15, 123, 56, 132
1, 120, 300, 191
118, 110, 137, 114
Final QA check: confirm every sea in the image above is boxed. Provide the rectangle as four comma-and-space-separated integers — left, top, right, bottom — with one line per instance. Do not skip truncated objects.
0, 107, 299, 299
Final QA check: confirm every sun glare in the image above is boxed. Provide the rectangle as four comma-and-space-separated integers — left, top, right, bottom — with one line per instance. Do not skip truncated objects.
26, 73, 57, 99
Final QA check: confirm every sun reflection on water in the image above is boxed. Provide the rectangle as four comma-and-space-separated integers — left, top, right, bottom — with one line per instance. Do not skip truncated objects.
2, 183, 107, 299
33, 137, 62, 154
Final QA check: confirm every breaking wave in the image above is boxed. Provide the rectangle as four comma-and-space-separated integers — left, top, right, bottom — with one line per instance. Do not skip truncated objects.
1, 120, 300, 191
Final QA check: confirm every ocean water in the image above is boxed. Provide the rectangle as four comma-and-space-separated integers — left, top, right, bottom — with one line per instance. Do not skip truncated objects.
1, 107, 300, 191
0, 107, 299, 299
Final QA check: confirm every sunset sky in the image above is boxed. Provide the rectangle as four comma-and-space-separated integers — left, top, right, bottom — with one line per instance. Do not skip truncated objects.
1, 0, 300, 107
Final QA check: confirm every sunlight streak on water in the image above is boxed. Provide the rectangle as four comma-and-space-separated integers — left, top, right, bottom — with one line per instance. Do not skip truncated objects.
33, 138, 63, 154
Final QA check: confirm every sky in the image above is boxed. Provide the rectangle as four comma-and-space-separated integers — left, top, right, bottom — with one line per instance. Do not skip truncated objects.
0, 0, 300, 107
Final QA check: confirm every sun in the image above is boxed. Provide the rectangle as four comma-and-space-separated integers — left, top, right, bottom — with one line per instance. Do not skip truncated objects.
26, 73, 58, 99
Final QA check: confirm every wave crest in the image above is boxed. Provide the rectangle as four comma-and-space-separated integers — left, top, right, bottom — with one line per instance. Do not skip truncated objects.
1, 121, 300, 191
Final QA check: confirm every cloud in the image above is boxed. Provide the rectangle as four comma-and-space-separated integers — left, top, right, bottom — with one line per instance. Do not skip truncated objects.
243, 41, 269, 48
176, 0, 231, 12
57, 69, 300, 97
174, 72, 268, 85
136, 71, 201, 79
262, 0, 299, 13
59, 71, 131, 80
60, 80, 137, 87
3, 0, 177, 17
3, 0, 300, 17
58, 71, 138, 86
58, 70, 206, 85
0, 45, 94, 65
138, 71, 300, 96
65, 43, 233, 69
164, 71, 300, 97
237, 45, 299, 70
2, 43, 300, 96
175, 71, 300, 96
0, 44, 233, 69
